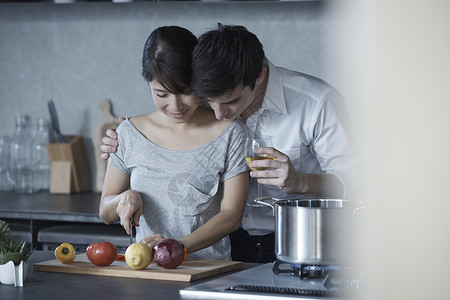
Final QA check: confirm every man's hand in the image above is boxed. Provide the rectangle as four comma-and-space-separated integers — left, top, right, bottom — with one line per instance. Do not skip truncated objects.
100, 117, 124, 160
250, 147, 344, 197
249, 147, 301, 194
100, 128, 119, 160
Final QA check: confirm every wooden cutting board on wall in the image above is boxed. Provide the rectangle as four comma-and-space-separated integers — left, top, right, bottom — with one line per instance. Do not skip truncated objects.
33, 254, 242, 282
91, 99, 121, 193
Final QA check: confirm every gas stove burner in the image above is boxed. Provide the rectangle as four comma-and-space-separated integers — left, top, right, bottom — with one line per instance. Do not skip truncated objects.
301, 265, 339, 280
272, 260, 338, 280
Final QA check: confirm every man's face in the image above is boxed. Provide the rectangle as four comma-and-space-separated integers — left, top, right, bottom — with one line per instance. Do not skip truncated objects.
206, 84, 256, 120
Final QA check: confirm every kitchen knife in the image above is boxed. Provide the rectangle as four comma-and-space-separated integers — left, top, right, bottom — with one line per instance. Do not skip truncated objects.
129, 219, 134, 245
48, 100, 67, 143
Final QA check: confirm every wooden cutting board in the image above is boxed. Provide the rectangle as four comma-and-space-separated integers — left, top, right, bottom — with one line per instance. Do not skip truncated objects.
33, 253, 242, 282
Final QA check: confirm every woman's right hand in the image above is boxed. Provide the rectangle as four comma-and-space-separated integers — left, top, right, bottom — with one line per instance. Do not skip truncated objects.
115, 189, 143, 235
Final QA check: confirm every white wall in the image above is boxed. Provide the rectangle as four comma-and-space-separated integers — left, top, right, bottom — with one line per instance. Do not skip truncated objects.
341, 1, 450, 299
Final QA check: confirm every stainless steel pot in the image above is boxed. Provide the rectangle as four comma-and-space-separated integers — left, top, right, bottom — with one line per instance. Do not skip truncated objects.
254, 197, 362, 266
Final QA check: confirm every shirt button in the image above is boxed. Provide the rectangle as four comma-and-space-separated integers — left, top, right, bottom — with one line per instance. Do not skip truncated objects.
244, 214, 248, 218
256, 242, 262, 248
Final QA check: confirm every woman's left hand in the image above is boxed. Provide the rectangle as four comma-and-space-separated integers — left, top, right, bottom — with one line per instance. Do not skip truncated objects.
140, 233, 165, 249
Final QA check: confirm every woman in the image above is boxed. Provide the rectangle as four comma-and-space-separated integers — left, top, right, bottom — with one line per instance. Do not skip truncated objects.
99, 26, 249, 260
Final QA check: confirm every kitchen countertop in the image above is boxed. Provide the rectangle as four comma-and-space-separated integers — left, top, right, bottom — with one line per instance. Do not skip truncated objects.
0, 191, 102, 223
0, 251, 259, 300
0, 191, 133, 251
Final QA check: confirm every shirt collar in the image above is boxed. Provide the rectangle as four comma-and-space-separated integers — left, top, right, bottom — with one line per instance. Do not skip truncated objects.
261, 59, 287, 115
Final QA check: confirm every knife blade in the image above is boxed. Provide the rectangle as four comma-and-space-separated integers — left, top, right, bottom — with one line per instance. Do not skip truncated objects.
48, 100, 67, 143
129, 219, 134, 245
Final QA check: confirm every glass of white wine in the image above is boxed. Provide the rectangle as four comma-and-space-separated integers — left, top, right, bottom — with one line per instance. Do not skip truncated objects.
245, 137, 273, 206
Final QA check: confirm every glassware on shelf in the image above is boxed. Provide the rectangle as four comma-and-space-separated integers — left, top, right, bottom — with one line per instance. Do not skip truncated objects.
0, 135, 14, 191
32, 117, 50, 191
10, 114, 34, 194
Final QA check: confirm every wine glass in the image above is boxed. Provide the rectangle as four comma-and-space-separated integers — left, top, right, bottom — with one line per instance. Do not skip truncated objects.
245, 137, 273, 206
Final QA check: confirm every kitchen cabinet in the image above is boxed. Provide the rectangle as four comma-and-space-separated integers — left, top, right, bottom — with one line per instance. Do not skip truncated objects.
0, 191, 131, 252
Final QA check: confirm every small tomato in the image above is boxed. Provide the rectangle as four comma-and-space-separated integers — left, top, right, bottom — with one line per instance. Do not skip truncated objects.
86, 242, 118, 266
55, 243, 76, 264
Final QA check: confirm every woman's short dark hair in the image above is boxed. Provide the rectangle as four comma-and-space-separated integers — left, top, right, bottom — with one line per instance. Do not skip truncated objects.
142, 26, 198, 94
190, 24, 265, 98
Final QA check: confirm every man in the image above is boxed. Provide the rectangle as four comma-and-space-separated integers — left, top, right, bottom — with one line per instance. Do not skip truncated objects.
101, 24, 357, 263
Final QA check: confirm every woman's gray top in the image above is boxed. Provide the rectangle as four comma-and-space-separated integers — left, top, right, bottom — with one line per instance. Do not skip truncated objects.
109, 118, 249, 260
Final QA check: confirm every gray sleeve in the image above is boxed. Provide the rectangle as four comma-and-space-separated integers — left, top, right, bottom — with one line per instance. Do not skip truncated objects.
222, 120, 250, 182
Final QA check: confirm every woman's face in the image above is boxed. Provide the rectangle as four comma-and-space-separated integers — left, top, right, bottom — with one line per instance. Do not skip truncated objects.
149, 81, 201, 123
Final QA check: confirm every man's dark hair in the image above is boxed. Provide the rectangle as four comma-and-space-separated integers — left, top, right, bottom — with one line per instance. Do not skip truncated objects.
142, 26, 198, 94
191, 24, 265, 98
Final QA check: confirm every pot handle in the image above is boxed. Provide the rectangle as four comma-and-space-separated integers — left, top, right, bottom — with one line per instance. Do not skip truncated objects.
353, 206, 367, 217
252, 196, 276, 213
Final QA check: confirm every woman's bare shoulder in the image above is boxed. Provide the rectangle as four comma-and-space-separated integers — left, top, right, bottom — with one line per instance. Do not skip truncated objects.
128, 112, 157, 131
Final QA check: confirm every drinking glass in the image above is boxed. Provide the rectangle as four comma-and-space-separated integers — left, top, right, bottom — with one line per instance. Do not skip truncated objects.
245, 137, 273, 206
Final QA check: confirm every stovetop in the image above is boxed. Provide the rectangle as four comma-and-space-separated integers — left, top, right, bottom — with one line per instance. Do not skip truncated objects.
272, 259, 339, 280
180, 263, 359, 299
